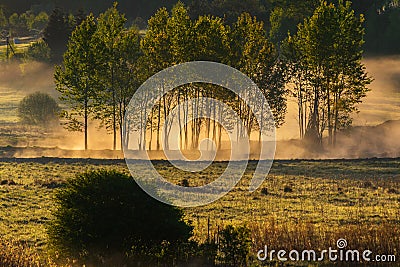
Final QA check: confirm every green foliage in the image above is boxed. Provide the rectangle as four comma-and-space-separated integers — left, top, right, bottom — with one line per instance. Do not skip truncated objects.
92, 3, 142, 150
364, 3, 400, 54
284, 1, 372, 146
0, 8, 8, 30
43, 8, 73, 62
188, 0, 268, 25
219, 225, 252, 267
25, 39, 51, 62
29, 11, 49, 31
55, 13, 98, 149
6, 10, 49, 36
47, 169, 193, 264
17, 92, 60, 127
56, 4, 142, 150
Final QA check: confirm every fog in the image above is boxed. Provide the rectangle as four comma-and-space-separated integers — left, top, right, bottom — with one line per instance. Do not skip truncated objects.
1, 56, 400, 159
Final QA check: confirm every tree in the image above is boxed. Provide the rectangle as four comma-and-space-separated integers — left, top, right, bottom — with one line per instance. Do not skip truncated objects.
8, 13, 28, 36
0, 8, 8, 31
43, 8, 72, 62
30, 11, 49, 32
93, 2, 129, 151
140, 7, 172, 151
115, 28, 142, 150
230, 12, 286, 142
138, 3, 287, 152
25, 39, 51, 62
285, 1, 372, 147
219, 225, 252, 267
55, 14, 98, 150
18, 92, 60, 127
47, 169, 193, 264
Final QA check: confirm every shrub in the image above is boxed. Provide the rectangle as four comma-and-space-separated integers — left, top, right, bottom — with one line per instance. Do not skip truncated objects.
260, 187, 268, 195
283, 185, 293, 193
18, 92, 60, 127
47, 169, 193, 265
219, 225, 252, 267
25, 40, 51, 62
179, 178, 190, 187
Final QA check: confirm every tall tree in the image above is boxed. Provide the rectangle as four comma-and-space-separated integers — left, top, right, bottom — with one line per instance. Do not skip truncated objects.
140, 7, 172, 150
93, 2, 127, 150
43, 8, 72, 62
285, 1, 372, 147
55, 14, 98, 150
230, 13, 286, 142
114, 27, 142, 150
0, 8, 7, 31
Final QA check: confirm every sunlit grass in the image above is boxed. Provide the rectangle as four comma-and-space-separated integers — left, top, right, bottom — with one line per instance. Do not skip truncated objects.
0, 158, 398, 265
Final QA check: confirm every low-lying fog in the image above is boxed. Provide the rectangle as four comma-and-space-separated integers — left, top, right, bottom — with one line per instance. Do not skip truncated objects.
1, 56, 399, 159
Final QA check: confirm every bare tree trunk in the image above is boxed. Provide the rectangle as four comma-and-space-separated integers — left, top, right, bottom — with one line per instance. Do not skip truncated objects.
218, 102, 222, 150
142, 92, 148, 151
333, 91, 339, 147
149, 108, 154, 150
177, 89, 182, 150
111, 57, 117, 151
156, 84, 162, 151
163, 88, 168, 151
84, 96, 88, 150
119, 101, 123, 150
184, 89, 189, 150
327, 79, 332, 146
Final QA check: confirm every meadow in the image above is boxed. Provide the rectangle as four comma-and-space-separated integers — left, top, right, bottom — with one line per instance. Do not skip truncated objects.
0, 158, 398, 266
0, 55, 399, 265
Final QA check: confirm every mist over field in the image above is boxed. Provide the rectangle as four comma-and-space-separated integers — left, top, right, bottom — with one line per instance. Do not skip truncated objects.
0, 56, 399, 159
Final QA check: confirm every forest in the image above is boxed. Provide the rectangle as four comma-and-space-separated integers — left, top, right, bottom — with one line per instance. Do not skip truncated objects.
1, 0, 400, 54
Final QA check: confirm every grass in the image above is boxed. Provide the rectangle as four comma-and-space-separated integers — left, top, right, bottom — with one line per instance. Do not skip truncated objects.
0, 42, 32, 61
0, 158, 398, 266
0, 89, 25, 123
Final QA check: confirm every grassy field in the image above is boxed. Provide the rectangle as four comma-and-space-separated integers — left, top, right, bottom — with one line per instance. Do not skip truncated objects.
0, 57, 399, 265
0, 158, 398, 265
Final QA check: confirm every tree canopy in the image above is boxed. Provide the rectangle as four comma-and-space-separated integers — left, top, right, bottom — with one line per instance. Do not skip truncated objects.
283, 0, 372, 148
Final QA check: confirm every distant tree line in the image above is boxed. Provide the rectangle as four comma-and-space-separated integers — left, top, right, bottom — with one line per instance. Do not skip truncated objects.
0, 8, 48, 36
1, 0, 399, 54
55, 1, 370, 151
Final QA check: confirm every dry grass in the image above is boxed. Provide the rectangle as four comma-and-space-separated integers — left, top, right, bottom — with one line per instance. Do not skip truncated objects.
0, 158, 398, 266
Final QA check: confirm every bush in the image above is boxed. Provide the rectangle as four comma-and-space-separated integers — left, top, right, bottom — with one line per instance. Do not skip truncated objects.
25, 40, 51, 62
47, 169, 193, 265
283, 185, 293, 193
18, 92, 60, 127
219, 225, 252, 267
260, 187, 268, 195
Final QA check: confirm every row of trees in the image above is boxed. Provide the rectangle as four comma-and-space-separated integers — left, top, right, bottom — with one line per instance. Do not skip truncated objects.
3, 0, 399, 55
188, 0, 400, 54
0, 8, 48, 36
56, 1, 370, 151
56, 2, 286, 151
283, 1, 372, 147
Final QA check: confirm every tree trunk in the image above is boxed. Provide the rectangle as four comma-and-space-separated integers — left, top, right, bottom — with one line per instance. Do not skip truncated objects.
84, 97, 88, 150
156, 85, 162, 151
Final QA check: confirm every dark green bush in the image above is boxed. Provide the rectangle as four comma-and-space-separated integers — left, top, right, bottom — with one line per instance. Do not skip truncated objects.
219, 225, 252, 267
47, 169, 193, 265
18, 92, 60, 127
25, 40, 51, 62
